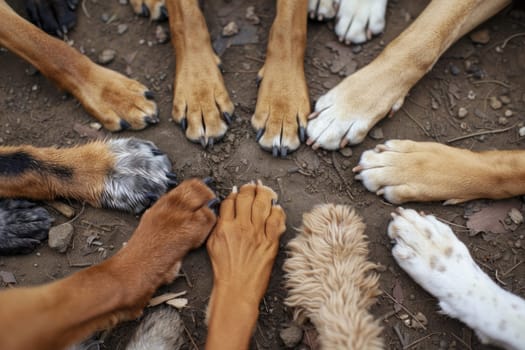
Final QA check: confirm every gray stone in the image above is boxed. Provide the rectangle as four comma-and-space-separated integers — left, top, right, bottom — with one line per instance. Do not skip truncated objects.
48, 223, 74, 253
280, 325, 303, 348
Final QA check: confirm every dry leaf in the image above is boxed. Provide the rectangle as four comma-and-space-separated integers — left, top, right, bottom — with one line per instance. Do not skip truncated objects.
466, 199, 521, 235
166, 298, 188, 309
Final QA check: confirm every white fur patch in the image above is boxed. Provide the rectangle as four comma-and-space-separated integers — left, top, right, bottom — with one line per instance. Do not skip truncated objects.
389, 208, 525, 350
101, 138, 172, 213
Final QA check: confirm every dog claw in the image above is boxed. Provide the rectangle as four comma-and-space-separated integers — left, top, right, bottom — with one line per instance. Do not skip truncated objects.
144, 91, 155, 100
203, 177, 214, 186
207, 198, 220, 209
223, 112, 232, 125
272, 146, 279, 157
151, 148, 164, 156
167, 180, 178, 187
255, 128, 265, 142
159, 6, 169, 21
256, 76, 262, 87
144, 116, 159, 125
141, 4, 150, 17
208, 138, 215, 148
280, 147, 288, 158
180, 118, 187, 131
299, 126, 306, 143
200, 136, 207, 148
167, 173, 177, 180
146, 192, 159, 202
119, 119, 131, 130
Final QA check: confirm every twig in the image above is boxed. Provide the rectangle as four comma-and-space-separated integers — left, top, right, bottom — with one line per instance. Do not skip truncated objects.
184, 326, 198, 350
501, 32, 525, 49
331, 152, 354, 200
180, 267, 193, 288
245, 55, 264, 63
472, 80, 511, 88
81, 0, 91, 18
401, 107, 432, 137
65, 202, 85, 225
494, 270, 507, 286
447, 124, 516, 143
501, 260, 523, 278
403, 332, 439, 349
69, 262, 92, 268
436, 217, 468, 229
382, 289, 427, 330
451, 332, 473, 350
393, 323, 407, 347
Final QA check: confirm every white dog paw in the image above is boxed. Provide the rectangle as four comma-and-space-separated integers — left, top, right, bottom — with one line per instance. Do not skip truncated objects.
336, 0, 387, 44
389, 208, 525, 349
308, 0, 339, 21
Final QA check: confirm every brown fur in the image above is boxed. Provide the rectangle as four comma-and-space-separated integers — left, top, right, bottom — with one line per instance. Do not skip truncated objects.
0, 179, 216, 350
284, 204, 383, 350
0, 142, 114, 206
0, 0, 157, 131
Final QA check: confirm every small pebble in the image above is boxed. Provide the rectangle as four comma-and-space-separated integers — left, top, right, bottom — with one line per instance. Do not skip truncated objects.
515, 240, 522, 249
498, 116, 508, 125
98, 49, 116, 65
467, 90, 476, 100
48, 223, 74, 253
352, 45, 362, 54
500, 95, 511, 104
90, 122, 102, 130
101, 13, 110, 23
369, 127, 384, 140
222, 21, 239, 37
339, 147, 352, 157
469, 29, 490, 44
280, 325, 303, 348
519, 127, 525, 137
119, 0, 127, 4
489, 96, 502, 110
117, 24, 128, 34
156, 25, 169, 44
245, 6, 260, 24
449, 64, 460, 76
457, 107, 468, 118
504, 109, 513, 117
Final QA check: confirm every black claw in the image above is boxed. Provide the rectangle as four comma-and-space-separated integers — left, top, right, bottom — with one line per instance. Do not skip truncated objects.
272, 145, 279, 157
256, 76, 262, 87
145, 116, 159, 125
200, 136, 207, 148
167, 180, 178, 187
207, 198, 220, 209
299, 126, 306, 143
144, 90, 154, 100
152, 148, 164, 156
62, 25, 68, 35
209, 138, 215, 148
167, 172, 177, 180
280, 146, 288, 158
218, 63, 224, 73
159, 6, 169, 21
146, 192, 159, 202
141, 4, 150, 17
271, 199, 278, 206
203, 177, 214, 186
180, 118, 187, 131
120, 119, 131, 130
223, 112, 232, 125
256, 128, 265, 142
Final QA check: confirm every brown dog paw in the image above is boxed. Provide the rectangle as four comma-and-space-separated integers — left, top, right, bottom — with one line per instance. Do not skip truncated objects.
129, 0, 167, 21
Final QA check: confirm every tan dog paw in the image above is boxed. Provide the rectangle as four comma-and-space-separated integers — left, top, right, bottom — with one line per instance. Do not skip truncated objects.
207, 181, 286, 308
77, 66, 159, 131
130, 0, 167, 20
353, 140, 490, 204
252, 62, 309, 157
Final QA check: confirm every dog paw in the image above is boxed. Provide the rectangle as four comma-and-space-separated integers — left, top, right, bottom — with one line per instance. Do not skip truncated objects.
353, 140, 484, 204
126, 306, 184, 350
388, 208, 525, 348
101, 138, 175, 213
171, 51, 233, 148
0, 199, 52, 255
306, 61, 407, 150
129, 0, 167, 21
308, 0, 386, 44
77, 67, 159, 131
26, 0, 78, 37
251, 61, 309, 157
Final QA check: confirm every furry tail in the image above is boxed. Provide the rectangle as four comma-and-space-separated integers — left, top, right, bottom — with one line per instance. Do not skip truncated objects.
126, 306, 185, 350
284, 204, 383, 350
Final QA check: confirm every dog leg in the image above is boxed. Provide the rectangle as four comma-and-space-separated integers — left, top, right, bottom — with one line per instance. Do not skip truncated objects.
307, 0, 511, 150
0, 1, 158, 131
389, 208, 525, 349
0, 179, 217, 350
0, 138, 175, 213
252, 0, 310, 156
354, 140, 525, 204
284, 204, 383, 349
166, 0, 234, 148
129, 0, 168, 20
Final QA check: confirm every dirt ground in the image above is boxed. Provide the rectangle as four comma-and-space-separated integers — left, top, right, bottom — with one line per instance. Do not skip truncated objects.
1, 0, 525, 349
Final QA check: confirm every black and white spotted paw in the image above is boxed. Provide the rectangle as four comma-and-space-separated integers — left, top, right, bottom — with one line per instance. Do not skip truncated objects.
101, 138, 176, 214
388, 208, 525, 349
0, 199, 53, 255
